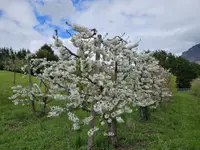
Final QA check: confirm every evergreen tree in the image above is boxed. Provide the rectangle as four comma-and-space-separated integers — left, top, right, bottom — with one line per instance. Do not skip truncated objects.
36, 44, 58, 61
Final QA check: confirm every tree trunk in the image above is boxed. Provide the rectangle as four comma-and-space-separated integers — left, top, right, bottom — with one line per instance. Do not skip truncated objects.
28, 58, 36, 113
108, 119, 118, 149
107, 51, 119, 149
87, 34, 101, 150
87, 110, 95, 150
13, 71, 16, 84
139, 106, 150, 121
31, 100, 36, 113
43, 103, 46, 114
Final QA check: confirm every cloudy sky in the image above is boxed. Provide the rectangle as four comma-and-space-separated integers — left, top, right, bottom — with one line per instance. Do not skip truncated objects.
0, 0, 200, 55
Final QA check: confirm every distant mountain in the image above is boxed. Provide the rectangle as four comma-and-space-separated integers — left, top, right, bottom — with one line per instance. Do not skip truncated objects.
181, 43, 200, 62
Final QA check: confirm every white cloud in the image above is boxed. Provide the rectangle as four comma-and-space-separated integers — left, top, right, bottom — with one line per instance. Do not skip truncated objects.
0, 16, 49, 52
68, 0, 200, 54
34, 0, 76, 26
0, 0, 54, 52
0, 0, 37, 28
0, 0, 200, 55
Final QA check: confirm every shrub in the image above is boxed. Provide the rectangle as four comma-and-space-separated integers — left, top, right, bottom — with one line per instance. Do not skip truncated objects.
191, 77, 200, 97
168, 74, 177, 95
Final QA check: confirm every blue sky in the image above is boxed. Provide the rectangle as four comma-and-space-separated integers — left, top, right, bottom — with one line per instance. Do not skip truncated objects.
0, 0, 200, 54
31, 0, 95, 38
32, 0, 77, 38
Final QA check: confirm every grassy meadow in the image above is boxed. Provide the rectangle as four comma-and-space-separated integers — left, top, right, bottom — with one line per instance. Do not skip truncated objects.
0, 70, 200, 150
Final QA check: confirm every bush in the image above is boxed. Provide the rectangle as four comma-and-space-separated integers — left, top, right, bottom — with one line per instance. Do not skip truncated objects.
168, 74, 177, 95
191, 77, 200, 97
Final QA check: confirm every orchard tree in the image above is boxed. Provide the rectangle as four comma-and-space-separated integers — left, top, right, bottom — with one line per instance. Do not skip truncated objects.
46, 22, 171, 148
9, 23, 172, 149
9, 54, 54, 115
124, 52, 172, 121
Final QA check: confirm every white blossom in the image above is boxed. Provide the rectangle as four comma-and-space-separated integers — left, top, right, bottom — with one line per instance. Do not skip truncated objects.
72, 123, 80, 130
48, 106, 64, 117
67, 112, 79, 123
83, 116, 94, 125
88, 126, 99, 137
54, 39, 63, 47
103, 132, 115, 136
116, 117, 124, 123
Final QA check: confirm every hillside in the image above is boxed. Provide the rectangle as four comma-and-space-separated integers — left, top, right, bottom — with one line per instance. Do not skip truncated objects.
181, 43, 200, 62
1, 71, 200, 149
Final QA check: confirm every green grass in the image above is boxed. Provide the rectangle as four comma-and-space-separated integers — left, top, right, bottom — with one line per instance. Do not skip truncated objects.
1, 70, 200, 150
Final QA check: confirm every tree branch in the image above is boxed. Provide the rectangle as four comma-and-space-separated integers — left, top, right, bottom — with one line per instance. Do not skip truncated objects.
66, 30, 73, 37
62, 46, 79, 58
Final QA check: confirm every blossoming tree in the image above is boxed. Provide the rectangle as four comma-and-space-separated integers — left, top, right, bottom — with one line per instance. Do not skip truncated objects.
9, 22, 172, 149
131, 52, 172, 120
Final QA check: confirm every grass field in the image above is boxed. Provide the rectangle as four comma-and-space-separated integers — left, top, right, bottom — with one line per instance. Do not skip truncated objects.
1, 70, 200, 150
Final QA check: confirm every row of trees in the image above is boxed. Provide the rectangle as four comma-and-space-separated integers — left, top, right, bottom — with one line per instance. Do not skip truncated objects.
152, 50, 200, 88
9, 23, 173, 149
0, 44, 58, 74
0, 48, 30, 71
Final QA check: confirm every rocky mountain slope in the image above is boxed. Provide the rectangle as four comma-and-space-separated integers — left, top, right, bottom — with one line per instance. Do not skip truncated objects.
181, 43, 200, 62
